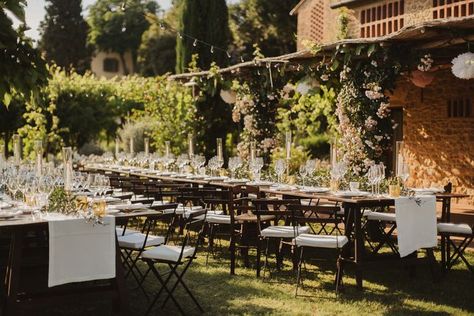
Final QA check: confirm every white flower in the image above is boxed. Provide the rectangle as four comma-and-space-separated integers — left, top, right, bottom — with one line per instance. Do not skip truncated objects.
320, 74, 329, 81
418, 54, 434, 72
371, 60, 378, 67
451, 52, 474, 79
376, 102, 391, 118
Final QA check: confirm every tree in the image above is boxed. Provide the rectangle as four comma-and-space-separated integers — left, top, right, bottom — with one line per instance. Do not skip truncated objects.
138, 14, 176, 76
229, 0, 299, 60
0, 0, 48, 107
39, 0, 90, 73
175, 0, 231, 73
87, 0, 158, 75
1, 0, 48, 157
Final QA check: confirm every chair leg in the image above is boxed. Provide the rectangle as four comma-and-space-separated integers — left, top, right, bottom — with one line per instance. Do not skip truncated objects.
256, 237, 262, 277
206, 223, 215, 266
144, 261, 185, 316
263, 238, 270, 279
335, 256, 344, 294
295, 247, 304, 297
162, 261, 204, 312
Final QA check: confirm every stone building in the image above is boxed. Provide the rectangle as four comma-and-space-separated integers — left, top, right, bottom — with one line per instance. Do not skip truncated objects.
90, 50, 135, 79
291, 0, 474, 206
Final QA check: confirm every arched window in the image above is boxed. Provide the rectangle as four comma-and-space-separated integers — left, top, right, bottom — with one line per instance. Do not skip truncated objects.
103, 58, 119, 73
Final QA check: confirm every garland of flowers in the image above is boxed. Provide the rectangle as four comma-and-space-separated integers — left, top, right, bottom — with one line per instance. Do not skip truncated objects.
315, 44, 402, 174
230, 67, 286, 161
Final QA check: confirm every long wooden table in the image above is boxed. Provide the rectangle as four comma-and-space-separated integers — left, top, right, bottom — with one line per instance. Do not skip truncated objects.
86, 165, 469, 288
0, 208, 162, 315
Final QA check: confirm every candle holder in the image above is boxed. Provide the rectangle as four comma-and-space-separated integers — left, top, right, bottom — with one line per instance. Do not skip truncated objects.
144, 137, 150, 156
12, 134, 21, 165
34, 140, 43, 177
129, 137, 134, 156
62, 147, 73, 191
285, 131, 292, 179
188, 133, 194, 159
115, 137, 120, 159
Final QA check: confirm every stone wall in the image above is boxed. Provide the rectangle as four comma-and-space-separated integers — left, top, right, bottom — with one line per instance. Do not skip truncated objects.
399, 70, 474, 205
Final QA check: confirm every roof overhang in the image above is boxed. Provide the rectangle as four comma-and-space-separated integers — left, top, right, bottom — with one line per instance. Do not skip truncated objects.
330, 0, 373, 9
169, 17, 474, 81
290, 0, 312, 16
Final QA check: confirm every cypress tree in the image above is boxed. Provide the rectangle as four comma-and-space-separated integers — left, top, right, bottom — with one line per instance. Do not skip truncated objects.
175, 0, 230, 73
39, 0, 90, 73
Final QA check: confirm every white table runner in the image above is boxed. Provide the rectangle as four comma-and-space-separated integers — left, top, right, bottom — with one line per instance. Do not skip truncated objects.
395, 196, 437, 258
48, 215, 116, 287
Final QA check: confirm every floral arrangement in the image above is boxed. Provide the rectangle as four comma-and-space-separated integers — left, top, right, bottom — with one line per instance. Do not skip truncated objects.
48, 188, 106, 225
308, 44, 402, 175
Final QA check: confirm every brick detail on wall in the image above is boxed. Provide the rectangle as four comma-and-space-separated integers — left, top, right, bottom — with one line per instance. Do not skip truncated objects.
432, 0, 474, 19
359, 0, 405, 38
400, 70, 474, 205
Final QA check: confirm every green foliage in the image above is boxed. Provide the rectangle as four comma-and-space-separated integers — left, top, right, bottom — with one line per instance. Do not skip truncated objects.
0, 1, 48, 107
175, 0, 231, 73
130, 77, 196, 155
229, 0, 299, 61
39, 0, 91, 73
138, 14, 176, 76
87, 0, 158, 74
277, 84, 337, 159
336, 7, 351, 40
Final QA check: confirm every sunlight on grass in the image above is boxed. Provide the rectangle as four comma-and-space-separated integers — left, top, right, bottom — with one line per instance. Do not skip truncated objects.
130, 245, 474, 315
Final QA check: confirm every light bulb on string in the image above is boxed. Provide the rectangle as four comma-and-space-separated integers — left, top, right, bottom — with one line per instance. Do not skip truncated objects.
226, 51, 231, 58
240, 56, 245, 63
193, 39, 198, 47
210, 46, 214, 54
266, 62, 271, 69
120, 1, 126, 11
159, 23, 165, 30
178, 32, 183, 39
257, 69, 261, 75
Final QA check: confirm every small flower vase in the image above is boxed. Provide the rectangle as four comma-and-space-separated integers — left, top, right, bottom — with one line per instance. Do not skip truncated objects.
389, 184, 401, 197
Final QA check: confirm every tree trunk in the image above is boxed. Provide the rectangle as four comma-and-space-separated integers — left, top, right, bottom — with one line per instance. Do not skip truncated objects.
119, 53, 129, 75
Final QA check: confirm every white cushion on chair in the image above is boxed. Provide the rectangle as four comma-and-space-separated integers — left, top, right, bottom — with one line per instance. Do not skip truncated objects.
261, 226, 310, 238
141, 245, 195, 262
437, 223, 472, 235
116, 227, 139, 236
366, 212, 396, 222
295, 234, 348, 249
206, 214, 231, 224
118, 233, 165, 249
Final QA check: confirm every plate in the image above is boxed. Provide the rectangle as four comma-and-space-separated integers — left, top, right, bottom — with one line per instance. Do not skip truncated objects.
223, 178, 250, 184
204, 176, 229, 181
246, 181, 274, 186
0, 212, 16, 220
0, 201, 13, 209
106, 209, 120, 215
334, 191, 370, 197
112, 203, 146, 211
409, 188, 444, 195
300, 186, 330, 193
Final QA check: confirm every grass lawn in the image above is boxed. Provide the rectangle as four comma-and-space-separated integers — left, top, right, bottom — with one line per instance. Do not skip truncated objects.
125, 245, 474, 316
39, 235, 474, 316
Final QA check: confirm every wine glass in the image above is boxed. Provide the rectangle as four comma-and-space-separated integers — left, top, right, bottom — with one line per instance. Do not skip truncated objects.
305, 159, 317, 177
299, 163, 308, 187
275, 159, 286, 184
228, 156, 242, 179
399, 162, 410, 190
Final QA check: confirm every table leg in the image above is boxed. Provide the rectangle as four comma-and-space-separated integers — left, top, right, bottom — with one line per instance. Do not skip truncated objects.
114, 235, 130, 315
4, 230, 24, 316
353, 206, 364, 289
230, 228, 236, 275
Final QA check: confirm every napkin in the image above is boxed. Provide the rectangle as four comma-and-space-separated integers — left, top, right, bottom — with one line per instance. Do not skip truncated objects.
395, 196, 437, 258
48, 216, 116, 287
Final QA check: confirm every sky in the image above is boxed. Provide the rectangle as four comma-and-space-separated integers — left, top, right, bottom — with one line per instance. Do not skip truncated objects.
22, 0, 239, 42
22, 0, 173, 41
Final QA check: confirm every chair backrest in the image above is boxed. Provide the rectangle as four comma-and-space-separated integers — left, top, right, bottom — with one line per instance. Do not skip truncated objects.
251, 198, 301, 233
178, 209, 208, 261
287, 204, 342, 235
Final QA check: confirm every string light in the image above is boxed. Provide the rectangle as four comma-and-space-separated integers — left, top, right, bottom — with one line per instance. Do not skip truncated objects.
193, 39, 198, 47
210, 46, 214, 54
226, 51, 231, 58
178, 32, 183, 39
240, 56, 245, 63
